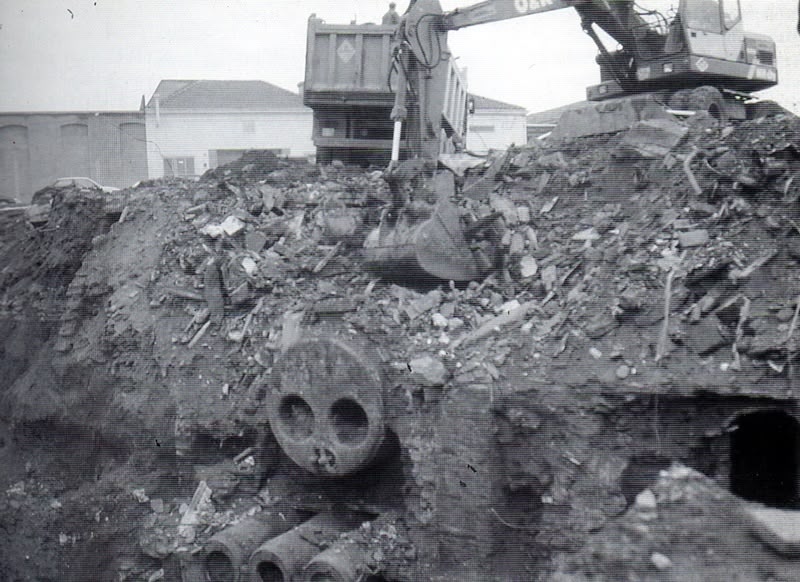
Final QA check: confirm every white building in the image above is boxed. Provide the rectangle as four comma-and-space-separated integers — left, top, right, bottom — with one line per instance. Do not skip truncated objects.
466, 95, 528, 154
145, 80, 314, 179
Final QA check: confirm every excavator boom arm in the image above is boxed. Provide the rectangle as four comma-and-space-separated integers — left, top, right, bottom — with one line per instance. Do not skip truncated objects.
442, 0, 647, 54
442, 0, 584, 30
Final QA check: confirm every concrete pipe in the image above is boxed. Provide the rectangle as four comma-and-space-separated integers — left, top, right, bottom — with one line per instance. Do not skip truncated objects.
303, 541, 371, 582
248, 512, 364, 582
268, 337, 385, 476
203, 510, 304, 582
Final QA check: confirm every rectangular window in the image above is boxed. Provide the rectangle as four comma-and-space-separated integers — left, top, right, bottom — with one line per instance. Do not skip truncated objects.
722, 0, 740, 29
243, 120, 255, 133
164, 157, 195, 177
470, 125, 495, 133
685, 0, 722, 33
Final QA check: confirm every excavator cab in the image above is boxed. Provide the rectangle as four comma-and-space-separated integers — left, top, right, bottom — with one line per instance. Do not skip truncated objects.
586, 0, 776, 102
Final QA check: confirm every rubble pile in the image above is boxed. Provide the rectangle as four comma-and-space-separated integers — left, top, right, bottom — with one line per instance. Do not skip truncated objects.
2, 109, 800, 580
551, 464, 800, 581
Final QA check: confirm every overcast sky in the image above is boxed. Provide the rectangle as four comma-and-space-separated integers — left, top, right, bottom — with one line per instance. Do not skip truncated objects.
1, 1, 798, 114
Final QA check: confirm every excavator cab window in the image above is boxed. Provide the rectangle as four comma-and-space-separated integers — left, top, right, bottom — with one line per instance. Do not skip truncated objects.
682, 0, 723, 33
722, 0, 741, 30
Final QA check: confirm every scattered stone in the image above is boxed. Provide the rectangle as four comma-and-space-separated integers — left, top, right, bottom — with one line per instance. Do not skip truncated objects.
537, 152, 569, 169
745, 506, 800, 557
684, 315, 729, 356
509, 232, 526, 255
541, 265, 558, 292
496, 299, 521, 315
408, 355, 449, 387
572, 227, 601, 242
689, 201, 717, 216
650, 552, 673, 570
589, 347, 603, 360
776, 307, 795, 323
448, 318, 465, 331
540, 196, 559, 214
520, 255, 538, 278
490, 193, 519, 225
615, 365, 630, 380
678, 229, 709, 248
241, 257, 258, 275
620, 118, 688, 159
585, 313, 618, 339
132, 488, 149, 503
221, 215, 246, 236
432, 313, 449, 328
245, 230, 269, 252
635, 489, 657, 511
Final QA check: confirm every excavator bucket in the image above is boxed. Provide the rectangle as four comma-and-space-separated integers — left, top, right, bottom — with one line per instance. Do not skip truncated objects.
363, 199, 493, 282
551, 94, 675, 140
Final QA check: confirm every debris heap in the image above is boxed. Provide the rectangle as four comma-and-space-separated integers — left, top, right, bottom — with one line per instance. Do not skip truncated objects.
2, 112, 800, 580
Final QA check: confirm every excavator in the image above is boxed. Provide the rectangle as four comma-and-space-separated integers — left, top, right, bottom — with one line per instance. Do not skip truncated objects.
363, 0, 778, 281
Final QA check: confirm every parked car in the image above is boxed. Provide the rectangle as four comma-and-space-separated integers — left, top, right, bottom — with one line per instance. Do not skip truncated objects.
32, 177, 120, 205
27, 177, 123, 226
0, 195, 22, 208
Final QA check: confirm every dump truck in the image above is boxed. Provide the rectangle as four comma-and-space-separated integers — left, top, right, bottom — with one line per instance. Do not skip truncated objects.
303, 15, 469, 166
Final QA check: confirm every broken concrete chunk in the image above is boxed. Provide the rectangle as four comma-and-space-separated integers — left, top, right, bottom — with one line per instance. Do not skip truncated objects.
432, 313, 449, 328
745, 506, 800, 557
540, 196, 559, 214
684, 316, 729, 356
672, 218, 694, 230
496, 299, 521, 316
408, 356, 449, 387
398, 288, 442, 321
536, 152, 569, 170
258, 183, 280, 211
509, 232, 526, 255
572, 227, 601, 242
245, 231, 269, 253
620, 118, 688, 159
520, 256, 538, 278
203, 259, 226, 322
650, 552, 673, 570
635, 489, 657, 511
585, 313, 618, 339
689, 201, 718, 216
132, 488, 149, 503
199, 223, 224, 238
678, 229, 709, 248
241, 257, 258, 275
541, 265, 558, 292
221, 216, 246, 236
490, 193, 519, 225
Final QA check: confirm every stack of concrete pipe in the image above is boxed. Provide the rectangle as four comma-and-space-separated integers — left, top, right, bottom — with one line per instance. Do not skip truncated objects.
202, 510, 373, 582
202, 510, 305, 582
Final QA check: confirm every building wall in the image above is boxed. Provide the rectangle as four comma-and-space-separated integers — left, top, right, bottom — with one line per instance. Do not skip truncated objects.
466, 110, 528, 154
0, 112, 147, 202
144, 109, 314, 179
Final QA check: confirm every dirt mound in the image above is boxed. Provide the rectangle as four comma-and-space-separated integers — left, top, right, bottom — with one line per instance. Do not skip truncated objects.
201, 149, 322, 187
551, 465, 799, 581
